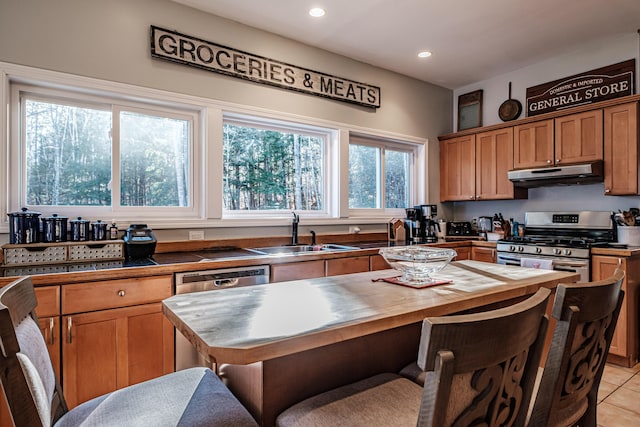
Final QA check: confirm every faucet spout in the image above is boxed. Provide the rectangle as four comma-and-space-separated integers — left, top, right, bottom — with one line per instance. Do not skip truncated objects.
291, 212, 299, 245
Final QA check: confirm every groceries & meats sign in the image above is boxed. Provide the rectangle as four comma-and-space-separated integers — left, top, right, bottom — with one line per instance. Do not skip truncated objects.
526, 60, 635, 116
150, 26, 381, 108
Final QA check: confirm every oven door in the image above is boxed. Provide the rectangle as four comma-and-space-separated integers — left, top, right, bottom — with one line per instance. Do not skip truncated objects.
496, 252, 590, 282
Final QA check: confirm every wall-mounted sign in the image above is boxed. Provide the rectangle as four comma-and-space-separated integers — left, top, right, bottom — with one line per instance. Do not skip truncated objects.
526, 59, 635, 116
150, 26, 381, 109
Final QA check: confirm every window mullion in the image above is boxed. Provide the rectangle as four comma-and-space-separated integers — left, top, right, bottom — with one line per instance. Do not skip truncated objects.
111, 106, 121, 210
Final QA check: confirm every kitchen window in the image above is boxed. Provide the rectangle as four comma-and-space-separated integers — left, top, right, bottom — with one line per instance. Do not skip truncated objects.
348, 134, 420, 214
10, 84, 199, 220
222, 113, 334, 217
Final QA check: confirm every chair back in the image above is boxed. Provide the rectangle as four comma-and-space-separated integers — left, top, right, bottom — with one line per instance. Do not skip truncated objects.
528, 268, 625, 427
0, 277, 67, 427
416, 287, 551, 427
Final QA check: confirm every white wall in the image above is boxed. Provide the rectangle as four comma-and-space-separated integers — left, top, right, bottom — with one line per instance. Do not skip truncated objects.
0, 0, 452, 241
448, 32, 640, 224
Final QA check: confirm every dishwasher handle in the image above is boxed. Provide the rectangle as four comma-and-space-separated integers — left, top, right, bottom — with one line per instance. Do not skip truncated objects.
213, 278, 240, 288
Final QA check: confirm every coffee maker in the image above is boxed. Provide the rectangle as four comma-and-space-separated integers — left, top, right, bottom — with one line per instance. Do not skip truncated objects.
403, 208, 421, 244
416, 205, 439, 243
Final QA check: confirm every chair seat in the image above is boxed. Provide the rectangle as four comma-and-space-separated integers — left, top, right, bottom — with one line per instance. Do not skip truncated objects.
276, 373, 422, 427
55, 367, 257, 427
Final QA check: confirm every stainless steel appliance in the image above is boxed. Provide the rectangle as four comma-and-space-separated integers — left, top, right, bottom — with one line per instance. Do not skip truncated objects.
123, 224, 157, 259
174, 265, 270, 370
7, 208, 41, 244
496, 211, 615, 281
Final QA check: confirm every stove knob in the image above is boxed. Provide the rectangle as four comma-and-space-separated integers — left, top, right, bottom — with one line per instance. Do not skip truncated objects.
553, 248, 561, 255
509, 245, 516, 252
518, 246, 524, 252
535, 247, 542, 254
563, 249, 572, 256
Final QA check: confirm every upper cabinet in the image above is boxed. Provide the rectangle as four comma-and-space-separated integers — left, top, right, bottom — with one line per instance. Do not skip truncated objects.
513, 119, 554, 169
603, 102, 639, 195
554, 110, 603, 165
440, 129, 526, 202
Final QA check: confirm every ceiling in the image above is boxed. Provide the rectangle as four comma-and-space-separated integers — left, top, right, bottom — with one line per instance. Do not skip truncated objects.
172, 0, 640, 90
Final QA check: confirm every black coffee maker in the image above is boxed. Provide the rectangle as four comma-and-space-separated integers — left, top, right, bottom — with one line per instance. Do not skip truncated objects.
416, 205, 439, 243
403, 208, 421, 244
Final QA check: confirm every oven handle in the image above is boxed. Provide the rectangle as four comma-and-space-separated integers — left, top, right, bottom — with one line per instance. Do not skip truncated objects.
552, 259, 589, 268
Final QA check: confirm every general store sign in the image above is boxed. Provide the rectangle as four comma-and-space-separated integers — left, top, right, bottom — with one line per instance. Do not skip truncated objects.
526, 59, 635, 116
150, 26, 381, 108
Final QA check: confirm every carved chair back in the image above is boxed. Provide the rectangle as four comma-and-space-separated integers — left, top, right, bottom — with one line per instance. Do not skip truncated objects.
0, 276, 68, 427
528, 268, 625, 427
416, 287, 551, 427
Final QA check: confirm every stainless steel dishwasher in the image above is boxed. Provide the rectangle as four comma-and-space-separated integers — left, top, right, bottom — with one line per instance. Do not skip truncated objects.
174, 265, 270, 371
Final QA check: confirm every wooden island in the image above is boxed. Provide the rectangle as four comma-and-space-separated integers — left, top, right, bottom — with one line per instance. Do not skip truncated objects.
162, 260, 579, 426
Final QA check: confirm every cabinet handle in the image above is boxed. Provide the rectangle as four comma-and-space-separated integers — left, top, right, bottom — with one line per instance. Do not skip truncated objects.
48, 318, 55, 345
117, 290, 126, 297
67, 317, 73, 344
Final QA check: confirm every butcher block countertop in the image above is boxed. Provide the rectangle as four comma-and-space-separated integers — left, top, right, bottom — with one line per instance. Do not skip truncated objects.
162, 260, 579, 365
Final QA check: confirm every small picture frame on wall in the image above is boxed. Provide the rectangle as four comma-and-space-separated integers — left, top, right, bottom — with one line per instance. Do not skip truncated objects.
458, 90, 483, 131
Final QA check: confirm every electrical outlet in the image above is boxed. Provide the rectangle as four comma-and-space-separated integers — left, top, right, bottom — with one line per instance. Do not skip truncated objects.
189, 230, 205, 240
349, 225, 361, 234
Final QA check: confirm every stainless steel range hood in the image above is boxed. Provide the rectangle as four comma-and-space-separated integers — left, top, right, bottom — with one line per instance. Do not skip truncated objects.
508, 161, 604, 188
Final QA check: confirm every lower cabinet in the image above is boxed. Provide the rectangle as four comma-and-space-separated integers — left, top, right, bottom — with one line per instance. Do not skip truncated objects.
326, 256, 370, 276
61, 276, 173, 408
370, 254, 390, 271
62, 303, 174, 408
591, 255, 639, 367
471, 246, 497, 263
453, 246, 471, 260
270, 260, 326, 282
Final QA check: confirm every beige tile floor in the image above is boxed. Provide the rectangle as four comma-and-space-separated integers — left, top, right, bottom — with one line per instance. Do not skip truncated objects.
597, 362, 640, 426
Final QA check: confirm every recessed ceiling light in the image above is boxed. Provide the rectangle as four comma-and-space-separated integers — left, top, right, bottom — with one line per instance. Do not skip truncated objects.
309, 7, 326, 17
418, 51, 432, 58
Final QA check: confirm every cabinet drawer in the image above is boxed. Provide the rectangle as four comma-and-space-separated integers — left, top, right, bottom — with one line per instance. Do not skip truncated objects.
68, 242, 124, 261
62, 276, 172, 314
34, 286, 60, 317
326, 256, 370, 276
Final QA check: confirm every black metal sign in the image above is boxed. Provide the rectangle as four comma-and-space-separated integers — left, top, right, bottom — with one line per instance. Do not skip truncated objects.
150, 26, 381, 109
526, 59, 635, 116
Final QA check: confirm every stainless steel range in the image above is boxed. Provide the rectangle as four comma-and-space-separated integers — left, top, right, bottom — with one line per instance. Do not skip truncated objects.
496, 211, 616, 281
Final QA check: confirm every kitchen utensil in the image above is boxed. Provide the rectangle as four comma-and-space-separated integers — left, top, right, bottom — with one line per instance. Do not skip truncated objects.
7, 207, 41, 244
91, 220, 108, 240
498, 82, 522, 122
379, 246, 456, 284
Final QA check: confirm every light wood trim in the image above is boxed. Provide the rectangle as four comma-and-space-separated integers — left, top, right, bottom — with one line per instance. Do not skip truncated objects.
62, 276, 172, 314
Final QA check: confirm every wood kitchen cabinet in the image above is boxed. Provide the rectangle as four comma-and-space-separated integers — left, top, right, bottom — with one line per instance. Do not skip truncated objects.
440, 131, 525, 202
554, 109, 603, 165
0, 286, 61, 427
270, 260, 325, 283
513, 119, 555, 169
370, 254, 390, 271
440, 134, 476, 201
603, 102, 639, 195
591, 255, 639, 367
326, 256, 370, 276
61, 276, 173, 408
471, 246, 496, 263
453, 246, 471, 260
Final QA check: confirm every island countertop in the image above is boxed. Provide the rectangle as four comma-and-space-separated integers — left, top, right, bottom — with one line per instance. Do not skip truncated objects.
162, 260, 579, 366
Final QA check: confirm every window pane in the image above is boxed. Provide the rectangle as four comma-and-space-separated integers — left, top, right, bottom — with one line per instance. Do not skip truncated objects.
25, 99, 112, 206
120, 111, 190, 207
223, 123, 324, 211
349, 144, 379, 208
385, 150, 410, 208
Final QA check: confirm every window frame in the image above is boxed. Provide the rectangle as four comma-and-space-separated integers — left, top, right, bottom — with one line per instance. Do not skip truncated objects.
348, 133, 425, 218
9, 83, 203, 222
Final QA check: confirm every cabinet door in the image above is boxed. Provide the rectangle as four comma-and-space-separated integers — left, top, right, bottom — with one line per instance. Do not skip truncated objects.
453, 246, 471, 260
591, 256, 627, 359
513, 119, 554, 169
326, 256, 370, 276
604, 102, 639, 195
554, 110, 603, 164
471, 246, 496, 263
370, 254, 390, 271
475, 128, 514, 200
440, 135, 476, 201
62, 303, 174, 408
270, 260, 325, 283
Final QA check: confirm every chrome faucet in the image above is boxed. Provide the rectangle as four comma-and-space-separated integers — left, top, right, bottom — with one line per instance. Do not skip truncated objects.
310, 230, 316, 246
291, 212, 299, 245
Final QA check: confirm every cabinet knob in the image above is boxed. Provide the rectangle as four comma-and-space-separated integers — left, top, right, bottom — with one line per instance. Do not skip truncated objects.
605, 188, 611, 193
469, 196, 474, 200
546, 160, 552, 164
556, 159, 561, 163
117, 290, 126, 297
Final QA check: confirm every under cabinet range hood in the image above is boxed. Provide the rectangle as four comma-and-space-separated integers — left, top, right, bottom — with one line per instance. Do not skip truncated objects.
507, 160, 604, 188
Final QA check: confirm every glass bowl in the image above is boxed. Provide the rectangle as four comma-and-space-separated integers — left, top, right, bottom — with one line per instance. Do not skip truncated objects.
379, 246, 457, 284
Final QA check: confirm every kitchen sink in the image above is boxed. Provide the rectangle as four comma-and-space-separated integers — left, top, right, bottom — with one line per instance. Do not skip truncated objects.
247, 244, 359, 255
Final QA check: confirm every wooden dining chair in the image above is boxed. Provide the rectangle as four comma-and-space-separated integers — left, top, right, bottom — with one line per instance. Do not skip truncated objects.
0, 276, 258, 427
276, 287, 551, 427
528, 268, 625, 427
